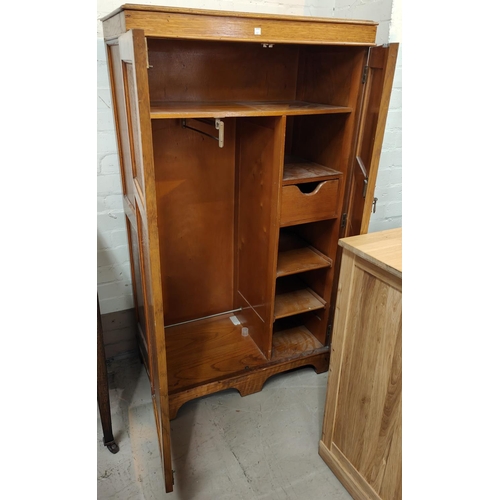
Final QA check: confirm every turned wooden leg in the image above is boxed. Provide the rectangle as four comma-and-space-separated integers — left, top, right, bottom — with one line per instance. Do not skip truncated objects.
97, 297, 119, 454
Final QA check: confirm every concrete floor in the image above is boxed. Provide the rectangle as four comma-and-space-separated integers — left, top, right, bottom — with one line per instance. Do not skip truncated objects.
97, 355, 352, 500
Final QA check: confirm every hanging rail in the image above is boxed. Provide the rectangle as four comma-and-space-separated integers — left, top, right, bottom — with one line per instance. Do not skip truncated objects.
181, 118, 224, 148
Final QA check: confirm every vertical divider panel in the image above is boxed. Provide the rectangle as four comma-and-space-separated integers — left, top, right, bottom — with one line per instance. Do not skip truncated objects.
235, 116, 286, 359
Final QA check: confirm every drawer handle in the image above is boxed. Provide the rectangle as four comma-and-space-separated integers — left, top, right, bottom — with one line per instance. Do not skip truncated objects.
295, 181, 328, 196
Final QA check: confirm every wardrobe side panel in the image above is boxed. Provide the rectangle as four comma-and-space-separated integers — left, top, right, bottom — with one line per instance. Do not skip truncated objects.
147, 39, 299, 103
331, 258, 402, 499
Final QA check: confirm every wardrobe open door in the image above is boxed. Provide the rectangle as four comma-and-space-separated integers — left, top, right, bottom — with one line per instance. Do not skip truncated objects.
106, 29, 174, 492
345, 43, 398, 236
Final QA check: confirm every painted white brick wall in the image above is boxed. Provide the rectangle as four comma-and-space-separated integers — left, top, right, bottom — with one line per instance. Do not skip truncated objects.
333, 0, 403, 233
97, 34, 134, 314
97, 0, 402, 313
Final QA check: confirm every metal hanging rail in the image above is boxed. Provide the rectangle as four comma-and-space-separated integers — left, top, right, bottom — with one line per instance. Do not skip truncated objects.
181, 118, 224, 148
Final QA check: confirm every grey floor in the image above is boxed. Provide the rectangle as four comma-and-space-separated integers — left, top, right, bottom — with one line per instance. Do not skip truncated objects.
97, 355, 352, 500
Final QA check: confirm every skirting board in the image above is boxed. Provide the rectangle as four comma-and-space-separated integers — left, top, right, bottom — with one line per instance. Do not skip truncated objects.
318, 440, 382, 500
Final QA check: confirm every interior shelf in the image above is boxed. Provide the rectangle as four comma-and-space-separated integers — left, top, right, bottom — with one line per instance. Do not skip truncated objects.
164, 312, 267, 393
150, 101, 352, 119
274, 277, 326, 320
277, 231, 332, 277
283, 156, 342, 186
272, 320, 325, 360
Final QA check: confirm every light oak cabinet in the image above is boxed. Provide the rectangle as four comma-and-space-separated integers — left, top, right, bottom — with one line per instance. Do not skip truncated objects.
101, 4, 398, 493
320, 228, 402, 500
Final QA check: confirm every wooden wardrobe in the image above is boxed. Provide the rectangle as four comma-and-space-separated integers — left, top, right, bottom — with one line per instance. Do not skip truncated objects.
101, 4, 398, 493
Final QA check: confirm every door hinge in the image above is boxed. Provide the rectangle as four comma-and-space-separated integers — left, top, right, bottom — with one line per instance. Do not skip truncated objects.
327, 322, 333, 338
362, 65, 369, 84
172, 470, 175, 485
341, 213, 348, 228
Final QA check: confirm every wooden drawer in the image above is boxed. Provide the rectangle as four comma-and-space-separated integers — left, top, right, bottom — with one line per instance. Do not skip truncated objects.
280, 180, 339, 227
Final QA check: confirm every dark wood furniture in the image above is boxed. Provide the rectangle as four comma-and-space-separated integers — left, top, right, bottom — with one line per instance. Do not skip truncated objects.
97, 297, 119, 454
101, 4, 397, 492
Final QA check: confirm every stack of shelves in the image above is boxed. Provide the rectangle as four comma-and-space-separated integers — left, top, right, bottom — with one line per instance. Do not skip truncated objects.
272, 155, 343, 358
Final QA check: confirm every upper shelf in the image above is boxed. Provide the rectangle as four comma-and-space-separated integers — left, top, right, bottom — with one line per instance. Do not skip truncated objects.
150, 101, 352, 119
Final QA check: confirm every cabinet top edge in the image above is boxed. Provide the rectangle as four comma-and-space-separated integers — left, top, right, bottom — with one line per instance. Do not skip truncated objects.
339, 228, 402, 276
100, 3, 378, 26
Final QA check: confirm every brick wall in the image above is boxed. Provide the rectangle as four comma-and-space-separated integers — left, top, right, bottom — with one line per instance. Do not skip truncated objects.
334, 0, 402, 232
97, 38, 134, 315
97, 0, 402, 314
369, 0, 402, 232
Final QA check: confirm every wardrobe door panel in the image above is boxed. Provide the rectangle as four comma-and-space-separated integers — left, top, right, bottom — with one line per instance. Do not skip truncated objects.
108, 29, 174, 493
346, 43, 398, 236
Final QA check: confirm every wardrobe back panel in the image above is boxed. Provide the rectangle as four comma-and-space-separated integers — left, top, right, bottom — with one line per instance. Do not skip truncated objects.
147, 39, 300, 103
152, 119, 237, 325
290, 114, 348, 176
296, 45, 366, 107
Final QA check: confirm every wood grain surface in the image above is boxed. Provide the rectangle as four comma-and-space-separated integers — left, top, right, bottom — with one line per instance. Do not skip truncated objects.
282, 156, 342, 186
112, 29, 174, 492
339, 227, 402, 276
236, 116, 284, 358
100, 6, 398, 495
280, 180, 340, 227
150, 101, 352, 119
102, 5, 377, 45
152, 118, 236, 325
320, 229, 402, 500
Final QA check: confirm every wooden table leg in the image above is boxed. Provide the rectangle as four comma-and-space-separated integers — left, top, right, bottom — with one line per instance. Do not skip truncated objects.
97, 297, 119, 454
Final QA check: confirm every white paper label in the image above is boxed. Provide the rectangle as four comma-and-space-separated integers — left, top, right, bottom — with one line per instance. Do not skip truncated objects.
254, 27, 261, 35
229, 315, 241, 325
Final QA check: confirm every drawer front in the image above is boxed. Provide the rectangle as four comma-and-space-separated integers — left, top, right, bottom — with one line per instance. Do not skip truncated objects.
280, 180, 339, 227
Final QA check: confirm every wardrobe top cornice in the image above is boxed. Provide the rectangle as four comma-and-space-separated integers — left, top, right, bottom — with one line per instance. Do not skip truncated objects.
101, 4, 377, 25
101, 4, 378, 45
